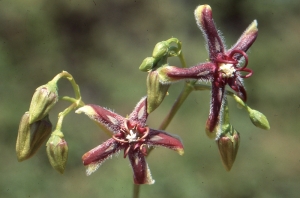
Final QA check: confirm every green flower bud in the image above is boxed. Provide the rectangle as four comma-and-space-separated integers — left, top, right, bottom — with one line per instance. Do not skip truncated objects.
46, 130, 68, 174
28, 82, 58, 124
16, 112, 52, 162
146, 71, 170, 113
217, 127, 240, 171
152, 41, 169, 59
247, 107, 270, 130
139, 57, 156, 72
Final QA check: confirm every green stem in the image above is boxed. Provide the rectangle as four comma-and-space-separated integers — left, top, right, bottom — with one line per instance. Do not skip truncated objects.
178, 51, 187, 68
159, 82, 194, 130
133, 185, 140, 198
52, 71, 81, 99
50, 71, 83, 131
55, 102, 78, 131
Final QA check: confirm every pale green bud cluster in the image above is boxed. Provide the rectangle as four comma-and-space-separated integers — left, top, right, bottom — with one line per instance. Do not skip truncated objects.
139, 38, 182, 113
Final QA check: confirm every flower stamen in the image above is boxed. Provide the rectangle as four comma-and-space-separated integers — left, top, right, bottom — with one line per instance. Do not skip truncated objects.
219, 63, 236, 78
126, 129, 137, 143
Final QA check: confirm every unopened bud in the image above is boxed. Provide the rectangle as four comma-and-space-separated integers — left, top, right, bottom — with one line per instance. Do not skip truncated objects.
28, 82, 58, 124
146, 71, 170, 113
152, 41, 169, 59
139, 57, 156, 72
46, 130, 68, 174
217, 127, 240, 171
248, 107, 270, 130
16, 112, 52, 161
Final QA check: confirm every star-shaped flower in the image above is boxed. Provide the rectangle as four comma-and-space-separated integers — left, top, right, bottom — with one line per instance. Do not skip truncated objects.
158, 5, 258, 135
75, 97, 184, 184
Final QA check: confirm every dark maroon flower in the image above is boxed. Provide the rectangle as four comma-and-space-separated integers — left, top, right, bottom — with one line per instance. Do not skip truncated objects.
158, 5, 258, 135
76, 97, 184, 184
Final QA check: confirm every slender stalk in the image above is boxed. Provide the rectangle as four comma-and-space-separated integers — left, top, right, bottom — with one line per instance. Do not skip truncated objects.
159, 82, 193, 130
133, 184, 140, 198
55, 102, 78, 131
178, 51, 187, 68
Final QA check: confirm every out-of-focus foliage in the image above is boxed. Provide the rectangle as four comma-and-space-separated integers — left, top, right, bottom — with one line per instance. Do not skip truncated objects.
1, 0, 300, 197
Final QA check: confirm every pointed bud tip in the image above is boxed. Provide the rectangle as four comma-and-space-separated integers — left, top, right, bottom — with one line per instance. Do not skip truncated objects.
194, 4, 212, 24
205, 121, 217, 139
245, 20, 258, 35
176, 148, 184, 156
75, 105, 95, 115
195, 4, 211, 14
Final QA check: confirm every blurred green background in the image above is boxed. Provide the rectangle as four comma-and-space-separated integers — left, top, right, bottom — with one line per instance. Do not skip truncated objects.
1, 0, 300, 197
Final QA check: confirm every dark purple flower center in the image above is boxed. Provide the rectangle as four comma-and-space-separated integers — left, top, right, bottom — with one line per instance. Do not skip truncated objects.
112, 120, 149, 158
214, 50, 252, 86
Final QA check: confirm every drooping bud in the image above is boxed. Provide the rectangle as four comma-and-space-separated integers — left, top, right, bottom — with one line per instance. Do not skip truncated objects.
247, 107, 270, 130
217, 127, 240, 171
146, 71, 170, 113
28, 81, 58, 124
46, 130, 68, 174
16, 112, 52, 162
152, 41, 169, 59
139, 57, 156, 72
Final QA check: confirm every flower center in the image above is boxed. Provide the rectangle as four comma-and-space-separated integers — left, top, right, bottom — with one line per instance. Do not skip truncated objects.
126, 129, 138, 143
219, 63, 236, 78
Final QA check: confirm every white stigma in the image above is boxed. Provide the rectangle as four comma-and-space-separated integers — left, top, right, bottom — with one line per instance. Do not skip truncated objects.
219, 63, 236, 78
126, 130, 137, 143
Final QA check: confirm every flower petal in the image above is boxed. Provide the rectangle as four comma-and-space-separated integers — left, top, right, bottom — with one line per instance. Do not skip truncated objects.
147, 129, 184, 155
227, 20, 258, 60
82, 138, 123, 175
128, 150, 155, 185
194, 5, 225, 60
76, 105, 125, 134
128, 97, 148, 126
228, 77, 247, 102
158, 63, 215, 83
206, 83, 225, 135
